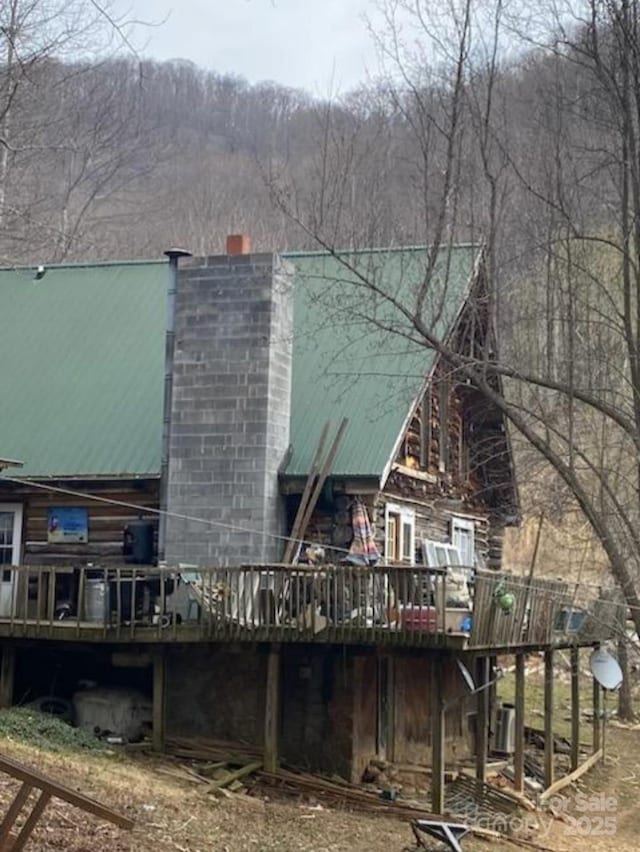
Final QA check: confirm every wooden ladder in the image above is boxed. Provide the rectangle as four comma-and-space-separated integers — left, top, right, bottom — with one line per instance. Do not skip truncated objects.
0, 752, 134, 851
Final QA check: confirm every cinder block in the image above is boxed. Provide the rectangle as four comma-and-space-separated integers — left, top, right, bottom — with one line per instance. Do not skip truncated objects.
165, 253, 293, 567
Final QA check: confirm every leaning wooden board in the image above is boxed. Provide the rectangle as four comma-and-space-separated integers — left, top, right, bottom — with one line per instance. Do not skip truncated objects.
0, 752, 133, 851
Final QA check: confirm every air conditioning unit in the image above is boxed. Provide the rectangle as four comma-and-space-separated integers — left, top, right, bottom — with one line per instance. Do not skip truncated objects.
494, 703, 516, 754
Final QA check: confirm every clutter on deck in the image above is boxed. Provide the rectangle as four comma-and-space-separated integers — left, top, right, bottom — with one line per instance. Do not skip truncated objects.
0, 561, 624, 650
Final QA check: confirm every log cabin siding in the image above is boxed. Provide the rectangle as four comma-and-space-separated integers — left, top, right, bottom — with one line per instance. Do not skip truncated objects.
374, 490, 492, 569
0, 479, 159, 564
399, 364, 471, 489
286, 354, 511, 569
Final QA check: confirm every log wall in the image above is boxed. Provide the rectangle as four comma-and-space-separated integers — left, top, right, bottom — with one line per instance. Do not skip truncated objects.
0, 479, 159, 565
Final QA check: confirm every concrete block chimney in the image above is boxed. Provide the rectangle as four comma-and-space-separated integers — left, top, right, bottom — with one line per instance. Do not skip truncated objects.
164, 237, 294, 566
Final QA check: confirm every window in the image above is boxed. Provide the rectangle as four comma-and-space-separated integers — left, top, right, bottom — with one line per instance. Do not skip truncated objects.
0, 504, 22, 619
0, 505, 22, 566
423, 537, 471, 607
384, 503, 415, 565
451, 516, 475, 568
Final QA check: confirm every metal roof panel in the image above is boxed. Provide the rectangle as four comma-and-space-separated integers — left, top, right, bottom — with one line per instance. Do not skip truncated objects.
0, 260, 167, 477
283, 245, 479, 478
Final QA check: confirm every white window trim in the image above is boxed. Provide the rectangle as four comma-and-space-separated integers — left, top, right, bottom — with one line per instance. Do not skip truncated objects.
451, 516, 475, 568
384, 503, 415, 566
423, 537, 472, 606
0, 503, 23, 565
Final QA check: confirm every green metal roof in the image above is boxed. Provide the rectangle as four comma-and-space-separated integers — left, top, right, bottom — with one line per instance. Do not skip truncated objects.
0, 260, 168, 477
282, 245, 480, 479
0, 245, 478, 481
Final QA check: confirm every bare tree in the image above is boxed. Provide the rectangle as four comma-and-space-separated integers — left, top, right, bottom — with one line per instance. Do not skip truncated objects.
0, 0, 159, 262
268, 0, 640, 674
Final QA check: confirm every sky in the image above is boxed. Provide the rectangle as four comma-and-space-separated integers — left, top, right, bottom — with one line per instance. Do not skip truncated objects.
115, 0, 382, 95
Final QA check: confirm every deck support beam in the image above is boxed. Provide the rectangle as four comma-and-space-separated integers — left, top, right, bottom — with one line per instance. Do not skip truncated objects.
152, 649, 166, 752
264, 643, 281, 773
570, 647, 580, 771
431, 655, 445, 815
475, 656, 489, 782
0, 644, 15, 709
514, 653, 525, 793
544, 649, 554, 789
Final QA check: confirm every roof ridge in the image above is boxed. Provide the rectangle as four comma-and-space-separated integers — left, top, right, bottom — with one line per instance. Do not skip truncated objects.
284, 243, 481, 259
0, 258, 168, 273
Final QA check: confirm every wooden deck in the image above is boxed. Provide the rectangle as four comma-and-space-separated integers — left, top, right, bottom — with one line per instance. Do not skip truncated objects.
0, 564, 624, 651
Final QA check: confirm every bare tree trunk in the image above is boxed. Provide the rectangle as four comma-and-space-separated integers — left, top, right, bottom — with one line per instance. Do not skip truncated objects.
618, 635, 635, 720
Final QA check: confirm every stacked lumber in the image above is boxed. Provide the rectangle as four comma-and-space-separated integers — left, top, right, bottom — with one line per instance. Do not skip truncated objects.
258, 767, 444, 819
163, 736, 262, 794
165, 735, 260, 762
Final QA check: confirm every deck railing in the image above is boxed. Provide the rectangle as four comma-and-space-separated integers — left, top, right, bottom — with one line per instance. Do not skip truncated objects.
0, 564, 623, 648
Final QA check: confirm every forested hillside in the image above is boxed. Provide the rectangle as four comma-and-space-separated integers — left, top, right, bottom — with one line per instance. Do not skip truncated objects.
0, 37, 608, 270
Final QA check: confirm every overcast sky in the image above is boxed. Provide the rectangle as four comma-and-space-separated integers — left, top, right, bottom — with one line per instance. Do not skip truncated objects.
116, 0, 382, 95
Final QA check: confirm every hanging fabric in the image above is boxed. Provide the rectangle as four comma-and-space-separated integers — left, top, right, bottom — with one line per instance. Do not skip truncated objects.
346, 497, 380, 566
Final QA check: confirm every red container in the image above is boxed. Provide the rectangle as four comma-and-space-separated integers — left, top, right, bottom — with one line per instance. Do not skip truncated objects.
400, 605, 438, 632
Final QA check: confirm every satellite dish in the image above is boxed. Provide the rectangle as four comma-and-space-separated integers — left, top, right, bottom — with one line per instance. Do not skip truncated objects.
590, 648, 623, 691
456, 659, 476, 693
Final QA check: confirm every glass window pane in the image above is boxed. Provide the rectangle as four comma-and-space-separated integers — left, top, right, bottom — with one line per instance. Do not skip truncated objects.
0, 513, 12, 548
402, 522, 413, 560
386, 516, 397, 562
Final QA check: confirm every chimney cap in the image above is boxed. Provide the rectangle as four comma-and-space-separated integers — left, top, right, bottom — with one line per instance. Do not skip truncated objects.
226, 234, 251, 255
164, 247, 192, 260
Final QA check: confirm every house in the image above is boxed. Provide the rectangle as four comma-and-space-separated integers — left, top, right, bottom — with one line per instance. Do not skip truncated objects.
0, 237, 623, 811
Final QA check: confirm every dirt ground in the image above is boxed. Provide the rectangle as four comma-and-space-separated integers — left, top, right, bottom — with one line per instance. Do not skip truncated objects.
0, 727, 639, 852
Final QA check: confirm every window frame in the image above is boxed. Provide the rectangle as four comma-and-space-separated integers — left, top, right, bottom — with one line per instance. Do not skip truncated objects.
0, 503, 23, 568
384, 503, 415, 566
451, 516, 475, 568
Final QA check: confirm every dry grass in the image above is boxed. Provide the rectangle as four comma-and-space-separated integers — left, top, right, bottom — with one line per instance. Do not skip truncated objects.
0, 724, 639, 851
0, 738, 436, 852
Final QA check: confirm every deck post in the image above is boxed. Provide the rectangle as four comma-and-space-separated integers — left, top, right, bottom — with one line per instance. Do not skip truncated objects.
544, 649, 554, 788
431, 654, 445, 815
475, 656, 489, 782
152, 649, 166, 752
487, 654, 497, 754
592, 675, 601, 753
0, 644, 15, 708
514, 653, 525, 793
264, 643, 281, 773
570, 646, 580, 771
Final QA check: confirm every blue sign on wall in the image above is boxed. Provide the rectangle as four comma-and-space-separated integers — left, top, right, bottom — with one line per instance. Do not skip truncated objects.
47, 508, 88, 543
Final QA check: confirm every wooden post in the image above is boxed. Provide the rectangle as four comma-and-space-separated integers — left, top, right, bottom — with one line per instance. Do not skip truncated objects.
602, 688, 607, 762
488, 654, 497, 755
0, 644, 15, 709
475, 657, 489, 782
592, 675, 601, 753
514, 653, 525, 793
264, 643, 281, 773
152, 649, 166, 752
544, 649, 554, 788
570, 647, 580, 771
431, 655, 445, 815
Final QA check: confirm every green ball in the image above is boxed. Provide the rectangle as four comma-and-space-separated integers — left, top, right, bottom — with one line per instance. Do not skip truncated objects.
497, 591, 515, 614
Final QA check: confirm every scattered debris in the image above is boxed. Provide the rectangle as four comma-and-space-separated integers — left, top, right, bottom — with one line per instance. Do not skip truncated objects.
411, 818, 470, 852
